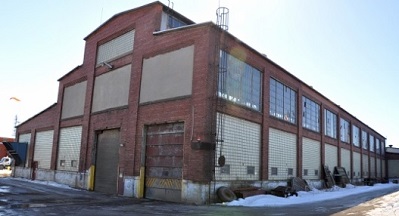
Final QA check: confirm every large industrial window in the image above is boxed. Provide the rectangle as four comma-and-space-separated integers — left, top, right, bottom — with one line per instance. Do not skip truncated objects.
302, 96, 320, 132
369, 135, 375, 152
376, 139, 380, 154
352, 125, 360, 147
219, 51, 262, 111
381, 141, 385, 155
270, 78, 296, 124
361, 130, 368, 150
340, 118, 350, 143
324, 109, 337, 138
168, 16, 186, 28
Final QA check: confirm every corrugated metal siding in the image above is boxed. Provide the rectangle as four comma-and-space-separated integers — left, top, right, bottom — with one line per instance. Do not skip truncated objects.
19, 133, 31, 167
324, 143, 337, 169
370, 156, 376, 177
362, 154, 369, 177
302, 138, 320, 180
340, 148, 351, 177
352, 152, 361, 179
34, 130, 54, 169
376, 158, 381, 178
215, 113, 261, 181
269, 128, 296, 180
96, 30, 135, 65
57, 126, 82, 171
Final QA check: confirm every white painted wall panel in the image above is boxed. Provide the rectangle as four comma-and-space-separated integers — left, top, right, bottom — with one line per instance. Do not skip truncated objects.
352, 152, 361, 178
34, 130, 54, 169
215, 113, 260, 180
324, 143, 337, 169
340, 148, 351, 177
269, 128, 297, 180
302, 138, 320, 180
57, 126, 82, 171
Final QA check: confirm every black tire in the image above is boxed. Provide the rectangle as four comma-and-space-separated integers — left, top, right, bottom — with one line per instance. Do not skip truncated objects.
217, 186, 237, 202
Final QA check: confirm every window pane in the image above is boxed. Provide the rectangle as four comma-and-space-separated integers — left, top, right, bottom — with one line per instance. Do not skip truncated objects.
219, 51, 262, 111
269, 78, 296, 123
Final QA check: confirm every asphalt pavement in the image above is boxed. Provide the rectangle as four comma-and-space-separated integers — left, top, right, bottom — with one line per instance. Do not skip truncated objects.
0, 177, 398, 216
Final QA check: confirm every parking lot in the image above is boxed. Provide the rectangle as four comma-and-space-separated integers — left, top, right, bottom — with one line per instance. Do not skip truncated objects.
0, 177, 398, 215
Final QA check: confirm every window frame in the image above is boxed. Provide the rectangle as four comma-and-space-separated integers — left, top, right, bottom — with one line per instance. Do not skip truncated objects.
270, 78, 297, 124
302, 96, 320, 132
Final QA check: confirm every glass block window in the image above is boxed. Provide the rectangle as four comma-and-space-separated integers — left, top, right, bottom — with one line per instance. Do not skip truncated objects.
352, 125, 360, 147
324, 109, 337, 139
340, 118, 350, 143
361, 130, 368, 150
270, 78, 297, 124
96, 30, 135, 66
369, 135, 375, 152
302, 96, 320, 132
219, 51, 262, 111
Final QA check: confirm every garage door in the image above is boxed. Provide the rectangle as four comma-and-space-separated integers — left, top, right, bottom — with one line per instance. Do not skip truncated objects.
94, 129, 120, 194
145, 123, 184, 203
34, 130, 54, 169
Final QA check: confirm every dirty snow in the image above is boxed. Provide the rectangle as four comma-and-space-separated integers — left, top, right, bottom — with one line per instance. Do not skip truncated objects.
11, 177, 80, 190
226, 183, 399, 207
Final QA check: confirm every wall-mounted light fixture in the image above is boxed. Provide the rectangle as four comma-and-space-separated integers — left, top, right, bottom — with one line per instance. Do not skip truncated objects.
101, 61, 113, 69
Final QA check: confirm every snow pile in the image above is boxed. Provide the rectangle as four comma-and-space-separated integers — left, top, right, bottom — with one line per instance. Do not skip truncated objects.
227, 183, 399, 207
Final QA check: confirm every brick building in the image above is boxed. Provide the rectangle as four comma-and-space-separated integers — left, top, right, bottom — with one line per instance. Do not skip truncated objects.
15, 1, 386, 204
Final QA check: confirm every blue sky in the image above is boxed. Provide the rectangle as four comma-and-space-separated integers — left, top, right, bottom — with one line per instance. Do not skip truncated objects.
1, 0, 398, 146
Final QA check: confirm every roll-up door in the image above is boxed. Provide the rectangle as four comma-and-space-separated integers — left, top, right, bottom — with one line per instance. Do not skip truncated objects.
324, 143, 337, 169
34, 130, 54, 169
302, 138, 320, 180
370, 156, 376, 177
19, 133, 31, 167
58, 126, 82, 171
352, 152, 361, 179
362, 154, 369, 177
144, 123, 184, 202
215, 113, 261, 181
269, 128, 296, 180
340, 148, 351, 177
94, 129, 120, 194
